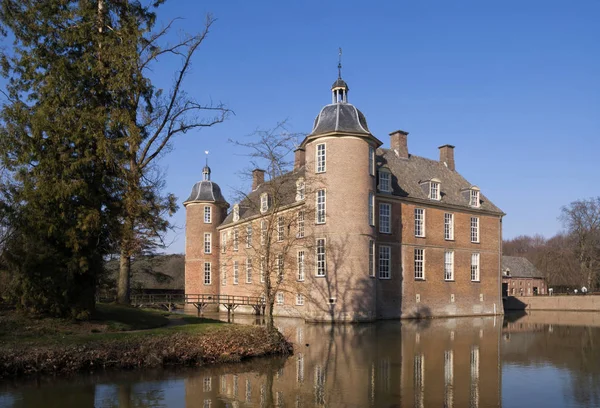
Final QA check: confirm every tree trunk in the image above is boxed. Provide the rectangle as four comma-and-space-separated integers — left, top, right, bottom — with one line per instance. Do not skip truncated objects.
117, 248, 131, 304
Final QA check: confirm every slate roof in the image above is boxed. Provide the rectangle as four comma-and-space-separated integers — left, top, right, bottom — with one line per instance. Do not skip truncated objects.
378, 148, 503, 214
184, 179, 228, 205
310, 103, 371, 137
502, 256, 543, 278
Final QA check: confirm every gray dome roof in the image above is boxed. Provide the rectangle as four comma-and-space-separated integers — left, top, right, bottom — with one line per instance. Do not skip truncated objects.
331, 78, 348, 89
184, 180, 228, 205
310, 103, 370, 137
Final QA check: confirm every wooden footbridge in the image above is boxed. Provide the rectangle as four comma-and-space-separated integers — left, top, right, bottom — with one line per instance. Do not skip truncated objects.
130, 294, 266, 316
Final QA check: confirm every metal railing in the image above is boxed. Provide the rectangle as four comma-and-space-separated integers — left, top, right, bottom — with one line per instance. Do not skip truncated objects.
131, 293, 265, 306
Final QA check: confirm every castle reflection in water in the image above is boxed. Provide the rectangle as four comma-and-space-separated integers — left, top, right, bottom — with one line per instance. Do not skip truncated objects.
185, 315, 501, 407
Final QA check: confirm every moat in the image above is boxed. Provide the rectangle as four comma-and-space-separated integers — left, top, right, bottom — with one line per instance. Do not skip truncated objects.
1, 311, 599, 407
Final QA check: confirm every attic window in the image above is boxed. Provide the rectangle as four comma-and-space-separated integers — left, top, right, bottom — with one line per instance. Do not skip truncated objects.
232, 204, 239, 222
378, 168, 391, 193
469, 187, 480, 208
260, 193, 270, 213
429, 178, 441, 201
296, 178, 305, 201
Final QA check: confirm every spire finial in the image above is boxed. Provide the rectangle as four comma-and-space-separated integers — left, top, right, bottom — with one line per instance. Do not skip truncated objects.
205, 150, 209, 167
202, 150, 211, 181
338, 47, 343, 79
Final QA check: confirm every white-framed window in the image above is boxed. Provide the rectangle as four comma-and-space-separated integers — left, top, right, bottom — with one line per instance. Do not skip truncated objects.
444, 213, 454, 240
430, 180, 440, 200
470, 188, 480, 208
316, 189, 326, 224
414, 248, 425, 280
260, 193, 269, 213
246, 258, 252, 283
204, 232, 211, 254
276, 292, 284, 305
369, 240, 375, 277
369, 192, 375, 226
277, 254, 284, 283
296, 178, 305, 201
233, 261, 239, 285
414, 208, 425, 237
277, 216, 284, 242
471, 253, 480, 281
233, 228, 239, 251
246, 225, 252, 248
221, 232, 227, 253
204, 206, 211, 223
261, 220, 267, 245
296, 293, 304, 306
221, 264, 226, 286
297, 250, 305, 281
378, 169, 391, 192
204, 262, 211, 285
260, 256, 265, 283
316, 143, 326, 173
316, 238, 326, 277
444, 251, 454, 281
471, 217, 480, 243
233, 204, 239, 222
297, 210, 305, 238
379, 203, 391, 233
379, 245, 391, 279
369, 146, 375, 176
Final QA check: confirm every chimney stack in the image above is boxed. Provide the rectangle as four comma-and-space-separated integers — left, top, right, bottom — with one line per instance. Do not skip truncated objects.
389, 130, 409, 159
439, 145, 455, 171
294, 147, 305, 170
252, 169, 265, 191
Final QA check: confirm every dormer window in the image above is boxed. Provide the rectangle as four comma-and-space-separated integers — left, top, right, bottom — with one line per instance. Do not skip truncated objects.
429, 178, 441, 200
296, 178, 305, 201
232, 204, 239, 222
260, 193, 270, 213
469, 187, 480, 208
378, 168, 391, 193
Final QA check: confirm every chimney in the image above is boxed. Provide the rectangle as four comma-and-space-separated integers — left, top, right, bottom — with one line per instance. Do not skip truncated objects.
294, 147, 305, 170
389, 130, 409, 159
438, 144, 455, 171
252, 169, 265, 191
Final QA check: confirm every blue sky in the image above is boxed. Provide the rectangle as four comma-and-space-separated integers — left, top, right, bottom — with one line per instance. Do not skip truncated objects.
145, 1, 599, 253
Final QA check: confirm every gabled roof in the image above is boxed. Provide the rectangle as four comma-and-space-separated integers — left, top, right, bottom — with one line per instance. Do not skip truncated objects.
502, 256, 544, 279
378, 148, 503, 214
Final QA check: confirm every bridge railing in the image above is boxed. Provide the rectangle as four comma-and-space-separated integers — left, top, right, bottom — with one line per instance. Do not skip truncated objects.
130, 293, 265, 306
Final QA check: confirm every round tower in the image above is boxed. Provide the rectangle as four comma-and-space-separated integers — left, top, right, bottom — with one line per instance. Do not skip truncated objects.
301, 72, 383, 321
183, 164, 229, 306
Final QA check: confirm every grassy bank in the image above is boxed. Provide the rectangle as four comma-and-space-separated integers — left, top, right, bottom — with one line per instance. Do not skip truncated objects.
0, 304, 292, 378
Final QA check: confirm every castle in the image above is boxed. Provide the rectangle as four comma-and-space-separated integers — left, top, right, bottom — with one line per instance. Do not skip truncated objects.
184, 74, 504, 322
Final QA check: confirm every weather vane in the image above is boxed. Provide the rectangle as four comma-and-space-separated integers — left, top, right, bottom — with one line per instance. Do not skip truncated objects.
204, 150, 209, 166
338, 47, 343, 79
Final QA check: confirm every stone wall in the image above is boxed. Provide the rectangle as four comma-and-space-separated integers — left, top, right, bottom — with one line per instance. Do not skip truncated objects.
505, 295, 600, 312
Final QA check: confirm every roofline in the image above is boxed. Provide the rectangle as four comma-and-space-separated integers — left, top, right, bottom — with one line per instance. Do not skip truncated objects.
183, 200, 230, 208
299, 131, 383, 149
376, 193, 506, 217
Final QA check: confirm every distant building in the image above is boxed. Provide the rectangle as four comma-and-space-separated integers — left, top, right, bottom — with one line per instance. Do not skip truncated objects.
184, 72, 505, 321
502, 256, 547, 296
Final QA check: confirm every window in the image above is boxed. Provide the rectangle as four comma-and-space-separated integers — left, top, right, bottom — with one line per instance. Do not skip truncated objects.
221, 232, 227, 253
316, 143, 326, 173
471, 253, 480, 281
297, 250, 305, 281
233, 261, 239, 284
221, 264, 226, 286
470, 188, 480, 208
204, 232, 211, 254
260, 257, 265, 283
444, 251, 454, 281
316, 189, 326, 224
277, 216, 284, 242
204, 206, 211, 223
204, 262, 211, 285
379, 203, 391, 233
369, 146, 375, 176
246, 258, 252, 283
471, 217, 479, 243
369, 192, 375, 226
233, 228, 239, 251
414, 248, 424, 279
233, 204, 239, 222
261, 220, 267, 245
277, 254, 284, 283
276, 292, 284, 305
379, 169, 391, 192
316, 238, 326, 277
369, 240, 375, 277
260, 193, 269, 213
414, 208, 425, 237
379, 245, 391, 279
296, 178, 305, 201
444, 213, 454, 240
430, 180, 440, 200
297, 211, 305, 238
296, 293, 304, 306
246, 225, 252, 248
